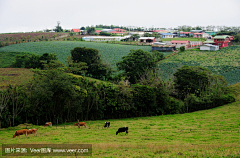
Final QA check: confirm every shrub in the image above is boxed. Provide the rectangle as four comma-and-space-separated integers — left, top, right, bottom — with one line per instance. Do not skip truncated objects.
180, 46, 185, 51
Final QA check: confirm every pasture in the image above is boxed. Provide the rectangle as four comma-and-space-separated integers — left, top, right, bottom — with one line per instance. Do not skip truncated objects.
158, 46, 240, 85
0, 101, 239, 157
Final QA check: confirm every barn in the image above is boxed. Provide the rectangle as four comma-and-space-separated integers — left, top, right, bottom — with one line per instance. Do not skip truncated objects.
152, 45, 176, 52
139, 37, 155, 43
200, 44, 219, 51
171, 40, 190, 49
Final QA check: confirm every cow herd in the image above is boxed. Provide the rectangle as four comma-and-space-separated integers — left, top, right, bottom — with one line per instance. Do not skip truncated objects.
12, 121, 128, 138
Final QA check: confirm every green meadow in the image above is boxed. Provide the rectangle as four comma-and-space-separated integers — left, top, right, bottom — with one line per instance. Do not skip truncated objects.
0, 100, 239, 157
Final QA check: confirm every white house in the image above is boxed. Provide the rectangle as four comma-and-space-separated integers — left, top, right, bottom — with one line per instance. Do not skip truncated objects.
82, 36, 130, 41
200, 44, 219, 51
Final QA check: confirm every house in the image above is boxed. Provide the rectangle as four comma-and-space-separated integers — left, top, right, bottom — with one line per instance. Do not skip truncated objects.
200, 44, 219, 51
139, 37, 155, 43
71, 29, 81, 33
171, 40, 190, 49
205, 31, 218, 36
179, 32, 193, 37
193, 33, 211, 38
95, 30, 101, 34
152, 45, 176, 52
113, 28, 126, 32
203, 40, 215, 44
190, 41, 202, 47
191, 30, 204, 33
213, 35, 233, 48
160, 33, 174, 38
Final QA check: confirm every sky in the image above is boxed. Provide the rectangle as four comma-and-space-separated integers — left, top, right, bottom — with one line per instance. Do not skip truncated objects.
0, 0, 240, 33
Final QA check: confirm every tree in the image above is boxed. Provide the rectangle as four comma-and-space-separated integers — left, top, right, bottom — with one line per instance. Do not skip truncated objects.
117, 49, 157, 84
86, 27, 95, 35
54, 21, 63, 32
80, 27, 85, 30
0, 89, 10, 129
70, 47, 113, 80
173, 65, 227, 100
130, 34, 140, 41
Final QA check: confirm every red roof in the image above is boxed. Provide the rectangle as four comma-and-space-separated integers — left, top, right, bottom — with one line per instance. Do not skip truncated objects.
171, 40, 190, 43
180, 32, 192, 34
95, 30, 101, 33
72, 29, 80, 32
153, 30, 167, 32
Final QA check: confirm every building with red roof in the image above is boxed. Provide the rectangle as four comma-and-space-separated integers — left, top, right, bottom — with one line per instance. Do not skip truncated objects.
71, 29, 81, 33
171, 40, 190, 49
113, 28, 126, 32
95, 30, 101, 34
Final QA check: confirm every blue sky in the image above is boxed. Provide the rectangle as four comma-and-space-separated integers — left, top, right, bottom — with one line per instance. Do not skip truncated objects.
0, 0, 239, 33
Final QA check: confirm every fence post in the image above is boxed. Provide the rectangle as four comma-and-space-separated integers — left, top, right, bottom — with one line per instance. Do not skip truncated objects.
78, 119, 80, 129
56, 119, 58, 129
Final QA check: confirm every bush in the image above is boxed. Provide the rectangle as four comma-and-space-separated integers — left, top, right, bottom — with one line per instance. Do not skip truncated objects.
180, 46, 185, 51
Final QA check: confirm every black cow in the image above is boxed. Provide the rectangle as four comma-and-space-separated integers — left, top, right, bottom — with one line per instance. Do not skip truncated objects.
116, 127, 128, 135
103, 122, 110, 128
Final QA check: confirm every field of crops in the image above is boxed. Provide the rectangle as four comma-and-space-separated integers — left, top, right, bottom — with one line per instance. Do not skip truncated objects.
0, 41, 155, 68
158, 46, 240, 85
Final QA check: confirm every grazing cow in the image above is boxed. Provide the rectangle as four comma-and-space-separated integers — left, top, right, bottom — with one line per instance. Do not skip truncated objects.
13, 129, 28, 138
44, 122, 52, 127
74, 122, 87, 128
27, 128, 37, 136
116, 127, 128, 135
103, 122, 110, 128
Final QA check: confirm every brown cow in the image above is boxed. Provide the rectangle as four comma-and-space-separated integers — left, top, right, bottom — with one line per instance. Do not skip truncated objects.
13, 129, 28, 138
44, 122, 52, 127
27, 128, 37, 136
74, 122, 87, 128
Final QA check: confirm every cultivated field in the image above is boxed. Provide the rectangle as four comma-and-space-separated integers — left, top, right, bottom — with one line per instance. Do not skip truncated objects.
0, 41, 153, 67
0, 100, 239, 157
0, 68, 33, 89
158, 46, 240, 85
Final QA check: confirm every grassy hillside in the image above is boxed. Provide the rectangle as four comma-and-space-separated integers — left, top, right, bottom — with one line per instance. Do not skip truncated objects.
0, 68, 33, 89
158, 46, 240, 85
0, 101, 239, 157
0, 41, 153, 67
0, 52, 29, 68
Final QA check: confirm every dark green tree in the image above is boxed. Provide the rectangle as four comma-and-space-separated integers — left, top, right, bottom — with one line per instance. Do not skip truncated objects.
117, 49, 157, 84
54, 22, 63, 32
180, 46, 185, 51
86, 27, 95, 34
130, 34, 140, 41
80, 27, 85, 30
70, 47, 113, 80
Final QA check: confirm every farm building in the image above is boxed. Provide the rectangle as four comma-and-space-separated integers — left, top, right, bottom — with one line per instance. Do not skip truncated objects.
71, 29, 81, 33
101, 29, 115, 33
139, 37, 155, 43
160, 33, 175, 38
153, 42, 166, 45
82, 36, 130, 41
190, 41, 202, 47
200, 44, 219, 51
152, 45, 176, 52
171, 40, 190, 49
213, 35, 233, 48
109, 31, 126, 36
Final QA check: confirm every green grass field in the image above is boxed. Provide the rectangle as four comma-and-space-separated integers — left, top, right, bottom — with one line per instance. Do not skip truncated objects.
0, 52, 28, 68
161, 37, 204, 41
158, 46, 240, 85
0, 100, 239, 157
